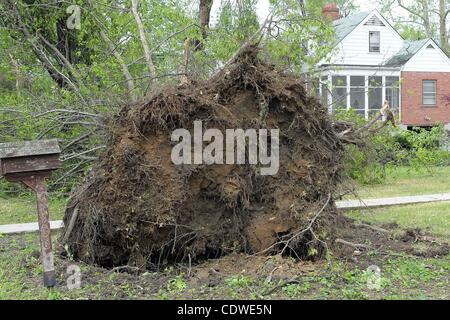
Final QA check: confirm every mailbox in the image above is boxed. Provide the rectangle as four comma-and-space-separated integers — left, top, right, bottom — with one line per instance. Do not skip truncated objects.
0, 139, 62, 287
0, 139, 61, 181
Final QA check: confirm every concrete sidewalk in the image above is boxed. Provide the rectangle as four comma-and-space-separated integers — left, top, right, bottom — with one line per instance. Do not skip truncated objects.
0, 220, 63, 234
1, 192, 450, 234
336, 192, 450, 209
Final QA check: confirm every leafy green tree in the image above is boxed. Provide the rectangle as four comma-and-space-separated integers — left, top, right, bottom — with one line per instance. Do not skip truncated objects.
0, 0, 356, 194
378, 0, 449, 53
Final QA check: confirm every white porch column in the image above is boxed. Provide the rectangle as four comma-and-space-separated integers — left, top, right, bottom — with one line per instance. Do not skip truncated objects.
364, 76, 369, 120
382, 76, 386, 105
346, 75, 351, 110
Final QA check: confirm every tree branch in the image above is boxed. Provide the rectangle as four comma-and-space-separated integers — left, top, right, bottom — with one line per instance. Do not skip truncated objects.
87, 0, 136, 100
131, 0, 156, 78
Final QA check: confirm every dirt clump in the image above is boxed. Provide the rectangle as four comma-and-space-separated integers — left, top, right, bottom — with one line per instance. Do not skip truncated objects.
61, 45, 346, 269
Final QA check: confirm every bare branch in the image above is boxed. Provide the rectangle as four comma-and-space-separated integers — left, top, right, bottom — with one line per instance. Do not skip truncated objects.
62, 145, 106, 161
87, 0, 136, 100
131, 0, 156, 77
37, 33, 82, 82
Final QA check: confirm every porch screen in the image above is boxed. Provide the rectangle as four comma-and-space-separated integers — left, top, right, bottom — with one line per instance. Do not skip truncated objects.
368, 76, 382, 118
332, 76, 347, 112
321, 76, 329, 106
309, 77, 320, 98
350, 76, 365, 116
386, 77, 400, 118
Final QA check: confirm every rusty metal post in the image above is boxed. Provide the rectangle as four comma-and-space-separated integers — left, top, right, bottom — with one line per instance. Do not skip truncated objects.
34, 175, 56, 287
0, 139, 61, 288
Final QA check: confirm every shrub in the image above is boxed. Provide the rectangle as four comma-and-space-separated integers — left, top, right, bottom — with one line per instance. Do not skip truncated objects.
395, 126, 450, 171
334, 109, 450, 185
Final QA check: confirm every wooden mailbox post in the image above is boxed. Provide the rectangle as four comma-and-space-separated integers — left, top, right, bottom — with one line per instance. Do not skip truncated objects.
0, 139, 62, 287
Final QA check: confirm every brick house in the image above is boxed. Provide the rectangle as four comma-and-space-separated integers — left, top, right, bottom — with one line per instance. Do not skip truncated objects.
314, 5, 450, 130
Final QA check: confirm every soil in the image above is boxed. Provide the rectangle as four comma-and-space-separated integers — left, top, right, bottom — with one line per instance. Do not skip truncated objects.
59, 44, 445, 273
61, 45, 347, 269
2, 220, 448, 299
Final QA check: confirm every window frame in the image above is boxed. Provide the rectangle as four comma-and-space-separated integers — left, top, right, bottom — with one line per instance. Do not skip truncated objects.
368, 76, 383, 117
385, 76, 400, 111
331, 76, 347, 111
422, 80, 437, 106
369, 31, 381, 53
320, 76, 329, 106
349, 76, 366, 116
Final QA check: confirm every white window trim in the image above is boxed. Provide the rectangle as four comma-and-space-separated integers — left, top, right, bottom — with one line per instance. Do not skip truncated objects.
331, 76, 348, 111
346, 75, 351, 111
349, 75, 366, 116
422, 80, 437, 106
321, 73, 400, 120
369, 31, 381, 53
365, 76, 369, 119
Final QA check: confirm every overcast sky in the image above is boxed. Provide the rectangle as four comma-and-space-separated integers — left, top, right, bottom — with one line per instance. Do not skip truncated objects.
210, 0, 409, 24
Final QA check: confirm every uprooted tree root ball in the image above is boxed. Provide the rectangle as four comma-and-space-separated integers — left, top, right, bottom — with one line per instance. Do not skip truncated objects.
61, 45, 348, 269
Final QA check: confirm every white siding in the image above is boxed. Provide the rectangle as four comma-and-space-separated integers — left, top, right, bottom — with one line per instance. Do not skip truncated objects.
325, 68, 400, 77
328, 12, 404, 66
331, 28, 403, 65
403, 41, 450, 72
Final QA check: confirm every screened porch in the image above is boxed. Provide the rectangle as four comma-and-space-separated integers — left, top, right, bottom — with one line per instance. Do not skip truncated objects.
313, 74, 401, 120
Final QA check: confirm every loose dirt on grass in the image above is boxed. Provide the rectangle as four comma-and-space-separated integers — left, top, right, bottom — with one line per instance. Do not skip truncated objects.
1, 222, 448, 299
58, 44, 448, 275
334, 218, 449, 262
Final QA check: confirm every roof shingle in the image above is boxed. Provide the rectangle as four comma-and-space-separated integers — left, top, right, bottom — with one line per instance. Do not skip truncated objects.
384, 39, 428, 66
333, 11, 371, 43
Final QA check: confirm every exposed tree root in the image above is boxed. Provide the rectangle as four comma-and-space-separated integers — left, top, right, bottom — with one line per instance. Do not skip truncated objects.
60, 44, 347, 269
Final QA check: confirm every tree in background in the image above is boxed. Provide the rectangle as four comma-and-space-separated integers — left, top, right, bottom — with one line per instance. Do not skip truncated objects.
0, 0, 342, 194
378, 0, 449, 53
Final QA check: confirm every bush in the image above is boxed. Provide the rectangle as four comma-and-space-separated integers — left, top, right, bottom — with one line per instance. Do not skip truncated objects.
334, 109, 450, 185
395, 126, 450, 171
335, 109, 393, 185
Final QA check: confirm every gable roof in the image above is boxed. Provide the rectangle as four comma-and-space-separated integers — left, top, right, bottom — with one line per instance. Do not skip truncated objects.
384, 39, 439, 66
332, 9, 404, 45
333, 11, 371, 43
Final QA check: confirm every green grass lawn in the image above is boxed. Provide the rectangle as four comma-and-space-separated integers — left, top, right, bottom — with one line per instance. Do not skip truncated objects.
350, 166, 450, 199
0, 167, 449, 299
346, 201, 450, 240
0, 232, 448, 300
0, 166, 448, 226
0, 195, 66, 225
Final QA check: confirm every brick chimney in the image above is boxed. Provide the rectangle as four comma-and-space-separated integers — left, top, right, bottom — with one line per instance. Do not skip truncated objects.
322, 3, 340, 21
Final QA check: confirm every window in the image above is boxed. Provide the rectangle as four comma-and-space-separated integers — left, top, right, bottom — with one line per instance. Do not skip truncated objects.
423, 80, 437, 106
308, 77, 320, 98
321, 76, 329, 106
369, 31, 380, 53
350, 76, 365, 116
332, 76, 347, 112
386, 77, 400, 117
368, 76, 382, 117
